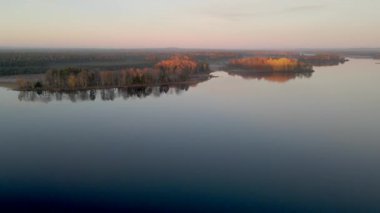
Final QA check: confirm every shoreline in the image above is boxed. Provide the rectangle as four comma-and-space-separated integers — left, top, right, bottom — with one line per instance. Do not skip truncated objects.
1, 73, 214, 92
0, 74, 44, 83
0, 74, 43, 89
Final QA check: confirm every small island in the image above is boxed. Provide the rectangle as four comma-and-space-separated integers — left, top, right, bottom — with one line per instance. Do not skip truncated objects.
228, 57, 314, 72
225, 57, 314, 83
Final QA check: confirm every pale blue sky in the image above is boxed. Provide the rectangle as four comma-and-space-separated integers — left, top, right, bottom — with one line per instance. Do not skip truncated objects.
0, 0, 379, 48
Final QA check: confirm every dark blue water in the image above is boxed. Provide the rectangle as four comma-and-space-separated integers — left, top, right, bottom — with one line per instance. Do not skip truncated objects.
0, 59, 380, 212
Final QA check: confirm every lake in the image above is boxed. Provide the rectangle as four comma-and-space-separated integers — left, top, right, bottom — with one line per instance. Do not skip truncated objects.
0, 58, 379, 212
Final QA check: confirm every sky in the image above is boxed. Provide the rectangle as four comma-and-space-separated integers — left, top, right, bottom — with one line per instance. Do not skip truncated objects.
0, 0, 379, 49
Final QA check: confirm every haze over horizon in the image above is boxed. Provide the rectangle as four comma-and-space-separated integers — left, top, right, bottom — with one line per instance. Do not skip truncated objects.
1, 0, 379, 49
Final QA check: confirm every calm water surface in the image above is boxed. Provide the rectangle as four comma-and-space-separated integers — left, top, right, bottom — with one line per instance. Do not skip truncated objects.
0, 59, 379, 212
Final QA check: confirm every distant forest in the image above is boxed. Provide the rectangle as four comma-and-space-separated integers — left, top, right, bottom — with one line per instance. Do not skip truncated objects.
0, 50, 238, 76
2, 49, 370, 91
0, 49, 358, 76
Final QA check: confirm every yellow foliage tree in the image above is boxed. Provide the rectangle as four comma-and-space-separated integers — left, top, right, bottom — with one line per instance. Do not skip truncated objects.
67, 74, 77, 90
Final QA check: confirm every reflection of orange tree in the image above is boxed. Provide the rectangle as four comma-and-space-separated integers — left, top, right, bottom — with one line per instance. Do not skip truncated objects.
229, 57, 312, 72
17, 56, 210, 91
228, 71, 313, 83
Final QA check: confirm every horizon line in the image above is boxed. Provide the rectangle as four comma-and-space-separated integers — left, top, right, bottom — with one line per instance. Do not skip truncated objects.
1, 46, 380, 51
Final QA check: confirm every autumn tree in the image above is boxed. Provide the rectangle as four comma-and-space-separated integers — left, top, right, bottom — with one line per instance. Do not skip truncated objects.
77, 70, 89, 88
67, 74, 77, 90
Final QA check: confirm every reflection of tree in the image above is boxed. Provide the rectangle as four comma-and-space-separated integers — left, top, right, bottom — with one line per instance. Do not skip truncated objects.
18, 91, 53, 103
18, 84, 192, 103
227, 70, 313, 83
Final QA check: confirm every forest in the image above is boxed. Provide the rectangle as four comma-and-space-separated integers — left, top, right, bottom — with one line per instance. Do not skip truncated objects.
1, 49, 361, 92
16, 56, 210, 91
0, 49, 237, 76
0, 49, 356, 76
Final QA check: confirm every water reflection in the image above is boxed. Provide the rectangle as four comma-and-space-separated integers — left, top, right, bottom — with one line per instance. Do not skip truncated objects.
16, 71, 315, 103
227, 71, 313, 83
2, 59, 380, 212
18, 84, 191, 103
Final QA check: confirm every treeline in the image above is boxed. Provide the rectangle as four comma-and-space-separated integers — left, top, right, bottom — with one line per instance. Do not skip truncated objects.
0, 50, 231, 76
298, 54, 347, 66
229, 57, 313, 72
1, 49, 353, 76
0, 50, 164, 76
16, 56, 210, 91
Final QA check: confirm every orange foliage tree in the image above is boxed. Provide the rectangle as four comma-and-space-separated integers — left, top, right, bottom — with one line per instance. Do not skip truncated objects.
229, 57, 312, 72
